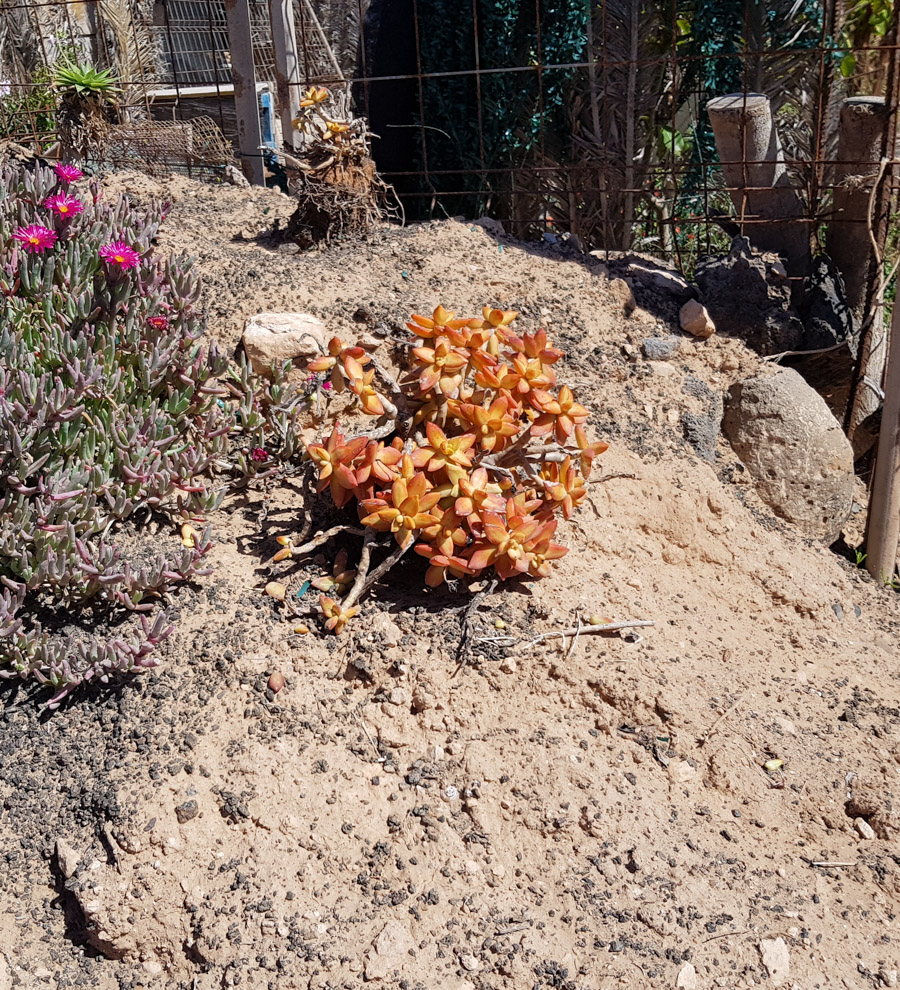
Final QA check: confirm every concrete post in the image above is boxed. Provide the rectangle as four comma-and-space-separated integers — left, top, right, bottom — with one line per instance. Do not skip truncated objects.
707, 93, 810, 277
865, 298, 900, 584
269, 0, 302, 149
828, 97, 892, 447
224, 0, 265, 186
827, 97, 889, 324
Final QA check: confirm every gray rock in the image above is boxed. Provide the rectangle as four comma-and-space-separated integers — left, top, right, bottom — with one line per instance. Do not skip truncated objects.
799, 254, 855, 348
723, 368, 854, 541
642, 337, 681, 361
175, 800, 199, 824
695, 237, 803, 354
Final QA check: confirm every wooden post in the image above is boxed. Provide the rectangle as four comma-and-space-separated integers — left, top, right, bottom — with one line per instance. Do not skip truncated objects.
224, 0, 264, 186
865, 299, 900, 583
269, 0, 302, 149
707, 93, 810, 277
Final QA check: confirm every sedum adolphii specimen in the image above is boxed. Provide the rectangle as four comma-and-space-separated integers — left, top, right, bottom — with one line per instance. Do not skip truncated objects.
0, 162, 233, 704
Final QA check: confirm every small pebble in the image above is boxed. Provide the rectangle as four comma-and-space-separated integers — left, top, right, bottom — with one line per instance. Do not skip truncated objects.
265, 581, 286, 601
460, 953, 480, 972
175, 800, 199, 824
268, 671, 285, 694
855, 817, 876, 840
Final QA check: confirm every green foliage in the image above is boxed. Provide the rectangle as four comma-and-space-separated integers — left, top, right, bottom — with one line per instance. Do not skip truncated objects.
0, 70, 56, 139
53, 63, 120, 100
410, 0, 588, 219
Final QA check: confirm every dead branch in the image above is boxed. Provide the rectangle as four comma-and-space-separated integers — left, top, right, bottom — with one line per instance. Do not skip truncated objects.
480, 619, 655, 649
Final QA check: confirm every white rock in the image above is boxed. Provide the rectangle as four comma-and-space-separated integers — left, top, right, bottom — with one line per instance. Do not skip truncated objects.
365, 921, 416, 981
608, 278, 636, 316
759, 937, 790, 987
647, 360, 677, 377
242, 312, 327, 375
626, 262, 693, 299
668, 760, 697, 784
371, 613, 403, 647
460, 953, 480, 973
676, 963, 698, 989
388, 688, 409, 707
142, 961, 163, 975
856, 817, 876, 840
680, 299, 716, 338
56, 838, 80, 879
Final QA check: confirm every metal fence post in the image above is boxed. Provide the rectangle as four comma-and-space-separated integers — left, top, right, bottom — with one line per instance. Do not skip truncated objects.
224, 0, 265, 185
865, 299, 900, 584
269, 0, 302, 149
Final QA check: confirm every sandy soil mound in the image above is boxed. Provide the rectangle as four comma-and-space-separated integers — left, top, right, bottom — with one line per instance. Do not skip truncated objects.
1, 172, 898, 990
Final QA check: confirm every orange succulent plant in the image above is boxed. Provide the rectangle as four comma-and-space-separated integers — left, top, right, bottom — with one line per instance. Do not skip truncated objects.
301, 303, 607, 629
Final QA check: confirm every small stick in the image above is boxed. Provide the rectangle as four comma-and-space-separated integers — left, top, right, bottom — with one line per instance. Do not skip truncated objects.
564, 611, 582, 660
763, 342, 845, 362
811, 860, 856, 868
479, 619, 654, 648
697, 694, 743, 747
341, 530, 376, 610
703, 929, 749, 943
288, 524, 364, 557
590, 472, 638, 484
527, 619, 653, 646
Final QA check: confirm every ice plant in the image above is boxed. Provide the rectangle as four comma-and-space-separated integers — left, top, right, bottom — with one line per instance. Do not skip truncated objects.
12, 223, 57, 254
300, 302, 607, 632
44, 193, 84, 220
53, 162, 83, 183
99, 240, 140, 270
0, 161, 246, 702
319, 595, 358, 634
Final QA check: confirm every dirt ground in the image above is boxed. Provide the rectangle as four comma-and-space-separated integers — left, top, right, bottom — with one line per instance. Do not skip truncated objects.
1, 172, 899, 990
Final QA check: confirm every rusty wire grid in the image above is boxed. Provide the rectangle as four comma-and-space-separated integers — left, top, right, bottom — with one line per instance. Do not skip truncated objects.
0, 0, 897, 273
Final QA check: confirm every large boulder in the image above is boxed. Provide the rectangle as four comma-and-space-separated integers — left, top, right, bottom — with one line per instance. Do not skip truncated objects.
722, 368, 854, 542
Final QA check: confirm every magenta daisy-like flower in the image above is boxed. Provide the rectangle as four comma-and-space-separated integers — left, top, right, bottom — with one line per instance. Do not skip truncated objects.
12, 224, 57, 254
99, 241, 140, 271
146, 316, 169, 331
54, 163, 83, 183
45, 193, 84, 220
250, 447, 268, 463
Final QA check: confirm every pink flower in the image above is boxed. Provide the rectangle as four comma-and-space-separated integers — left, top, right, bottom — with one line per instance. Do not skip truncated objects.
251, 447, 268, 463
12, 224, 57, 254
45, 193, 84, 220
99, 241, 140, 270
54, 163, 83, 183
322, 380, 333, 391
146, 316, 169, 331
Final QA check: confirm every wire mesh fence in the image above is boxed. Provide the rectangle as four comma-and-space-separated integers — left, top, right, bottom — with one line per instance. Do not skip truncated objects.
0, 0, 897, 272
